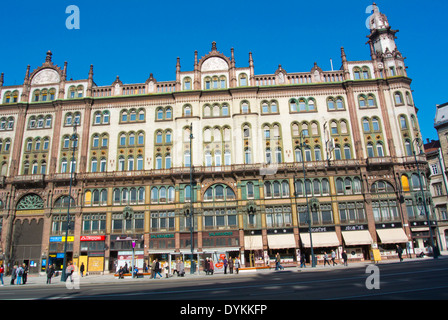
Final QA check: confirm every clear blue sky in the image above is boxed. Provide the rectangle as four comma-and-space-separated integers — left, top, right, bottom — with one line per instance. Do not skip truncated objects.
0, 0, 446, 141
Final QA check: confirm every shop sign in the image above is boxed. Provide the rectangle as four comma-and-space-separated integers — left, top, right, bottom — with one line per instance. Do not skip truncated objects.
150, 234, 174, 239
80, 235, 106, 241
342, 225, 367, 231
50, 236, 74, 242
208, 232, 233, 237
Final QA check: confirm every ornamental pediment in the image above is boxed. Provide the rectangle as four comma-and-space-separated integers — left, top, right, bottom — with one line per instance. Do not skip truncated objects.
31, 68, 61, 85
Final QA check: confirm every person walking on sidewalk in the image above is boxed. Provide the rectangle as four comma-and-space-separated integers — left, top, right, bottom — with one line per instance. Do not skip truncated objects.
0, 264, 4, 286
154, 259, 163, 279
396, 245, 403, 262
80, 262, 85, 277
331, 250, 338, 266
204, 258, 210, 275
234, 257, 240, 274
46, 264, 54, 284
228, 257, 234, 274
275, 253, 284, 270
341, 251, 348, 266
300, 252, 307, 268
323, 252, 331, 266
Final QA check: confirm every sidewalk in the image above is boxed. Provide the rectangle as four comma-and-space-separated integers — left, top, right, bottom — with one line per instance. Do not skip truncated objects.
1, 254, 445, 287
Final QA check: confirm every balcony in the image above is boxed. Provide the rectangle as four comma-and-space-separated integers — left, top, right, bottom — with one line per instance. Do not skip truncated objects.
366, 156, 395, 167
12, 174, 45, 187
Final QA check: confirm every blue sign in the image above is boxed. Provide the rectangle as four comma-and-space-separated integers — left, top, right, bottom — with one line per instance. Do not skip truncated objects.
56, 253, 65, 259
50, 236, 62, 242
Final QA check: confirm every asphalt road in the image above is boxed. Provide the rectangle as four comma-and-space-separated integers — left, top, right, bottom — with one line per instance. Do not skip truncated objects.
1, 258, 447, 302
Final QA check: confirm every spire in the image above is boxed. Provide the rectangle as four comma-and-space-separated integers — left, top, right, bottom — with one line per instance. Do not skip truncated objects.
24, 65, 30, 81
0, 73, 3, 87
176, 57, 181, 72
341, 47, 347, 63
63, 61, 68, 80
211, 41, 217, 52
88, 64, 93, 79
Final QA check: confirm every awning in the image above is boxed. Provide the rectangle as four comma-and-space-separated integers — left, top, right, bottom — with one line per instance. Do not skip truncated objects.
244, 235, 263, 250
267, 234, 297, 249
301, 232, 339, 248
376, 228, 409, 244
341, 230, 373, 246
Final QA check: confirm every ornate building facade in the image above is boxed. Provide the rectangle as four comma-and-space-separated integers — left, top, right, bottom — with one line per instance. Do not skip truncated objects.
0, 5, 437, 274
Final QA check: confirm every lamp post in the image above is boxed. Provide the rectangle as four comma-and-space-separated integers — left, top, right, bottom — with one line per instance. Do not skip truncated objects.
188, 123, 196, 274
131, 240, 136, 278
412, 138, 438, 259
61, 120, 78, 282
297, 132, 316, 267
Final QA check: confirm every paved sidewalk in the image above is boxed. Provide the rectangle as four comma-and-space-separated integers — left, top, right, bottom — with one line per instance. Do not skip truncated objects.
1, 254, 444, 287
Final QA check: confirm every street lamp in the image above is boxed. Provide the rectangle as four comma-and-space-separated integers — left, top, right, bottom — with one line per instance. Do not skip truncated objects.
412, 138, 438, 259
297, 131, 316, 267
188, 123, 196, 274
61, 120, 78, 282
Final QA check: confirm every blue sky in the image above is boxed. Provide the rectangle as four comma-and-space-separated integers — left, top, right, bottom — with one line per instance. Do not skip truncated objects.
0, 0, 446, 141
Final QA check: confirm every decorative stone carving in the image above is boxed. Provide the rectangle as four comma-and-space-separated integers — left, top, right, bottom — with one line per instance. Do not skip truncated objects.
201, 57, 228, 72
31, 69, 60, 85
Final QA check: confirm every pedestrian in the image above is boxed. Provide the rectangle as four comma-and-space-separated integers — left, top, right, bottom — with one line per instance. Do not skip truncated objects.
234, 257, 240, 274
179, 259, 185, 277
150, 259, 156, 279
173, 258, 179, 276
66, 262, 74, 282
204, 257, 210, 275
163, 261, 169, 278
341, 251, 348, 266
228, 257, 234, 274
16, 264, 24, 285
223, 257, 228, 274
209, 258, 214, 275
396, 245, 403, 262
21, 263, 29, 284
323, 252, 331, 266
80, 262, 85, 277
300, 252, 306, 268
331, 250, 338, 266
154, 259, 163, 279
0, 264, 4, 286
10, 265, 17, 285
275, 253, 284, 270
46, 264, 54, 284
143, 262, 147, 274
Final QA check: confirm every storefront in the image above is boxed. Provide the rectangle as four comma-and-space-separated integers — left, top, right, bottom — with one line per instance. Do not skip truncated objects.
201, 230, 240, 273
300, 227, 340, 265
410, 220, 439, 256
79, 235, 106, 273
341, 225, 373, 261
266, 228, 297, 266
243, 230, 263, 267
375, 223, 409, 259
48, 236, 74, 271
109, 235, 144, 272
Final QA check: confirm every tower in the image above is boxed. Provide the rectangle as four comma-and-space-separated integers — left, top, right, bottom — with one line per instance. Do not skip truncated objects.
367, 3, 407, 77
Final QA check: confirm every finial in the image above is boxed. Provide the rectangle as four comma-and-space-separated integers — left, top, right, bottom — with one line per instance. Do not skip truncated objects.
46, 50, 52, 63
0, 73, 4, 86
211, 41, 217, 51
